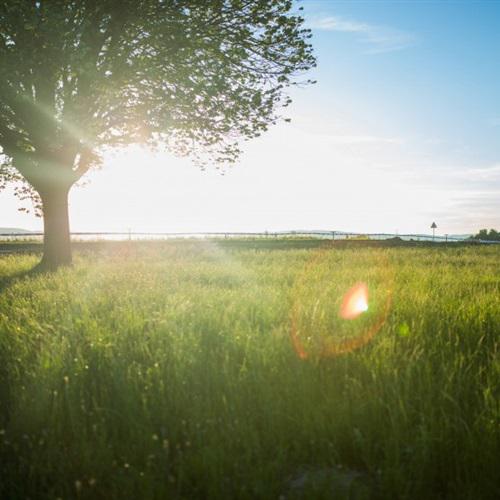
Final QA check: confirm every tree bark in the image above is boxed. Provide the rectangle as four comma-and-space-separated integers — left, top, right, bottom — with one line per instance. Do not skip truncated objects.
39, 185, 72, 269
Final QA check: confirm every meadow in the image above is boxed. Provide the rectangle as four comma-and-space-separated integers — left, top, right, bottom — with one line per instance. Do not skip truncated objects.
0, 240, 498, 499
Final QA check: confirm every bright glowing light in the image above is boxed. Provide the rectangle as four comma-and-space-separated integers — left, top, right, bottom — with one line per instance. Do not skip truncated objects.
339, 282, 369, 320
290, 246, 393, 360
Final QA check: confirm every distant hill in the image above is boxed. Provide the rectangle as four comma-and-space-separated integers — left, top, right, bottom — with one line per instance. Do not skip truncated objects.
0, 227, 36, 234
449, 234, 473, 240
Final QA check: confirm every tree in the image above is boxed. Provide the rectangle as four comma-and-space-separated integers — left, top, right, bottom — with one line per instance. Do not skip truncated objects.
473, 229, 500, 241
0, 0, 315, 269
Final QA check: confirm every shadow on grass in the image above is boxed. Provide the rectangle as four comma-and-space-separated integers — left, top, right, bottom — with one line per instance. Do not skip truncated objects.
0, 264, 50, 428
0, 263, 47, 296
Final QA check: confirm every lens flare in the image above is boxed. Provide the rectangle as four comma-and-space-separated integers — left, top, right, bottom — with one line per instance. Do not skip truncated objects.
290, 243, 393, 360
339, 282, 369, 320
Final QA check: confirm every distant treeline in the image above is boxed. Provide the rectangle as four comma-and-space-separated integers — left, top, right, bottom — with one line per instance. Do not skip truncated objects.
473, 229, 500, 241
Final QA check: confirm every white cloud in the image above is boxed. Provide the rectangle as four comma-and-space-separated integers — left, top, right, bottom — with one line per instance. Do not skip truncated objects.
394, 161, 500, 231
327, 135, 402, 145
309, 15, 417, 54
461, 164, 500, 180
443, 192, 500, 231
310, 16, 371, 33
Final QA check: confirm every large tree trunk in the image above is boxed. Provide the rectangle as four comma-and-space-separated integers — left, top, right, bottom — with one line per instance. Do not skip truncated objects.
39, 185, 72, 270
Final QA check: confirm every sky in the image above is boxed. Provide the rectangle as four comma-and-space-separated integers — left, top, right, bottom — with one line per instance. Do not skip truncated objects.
1, 0, 499, 236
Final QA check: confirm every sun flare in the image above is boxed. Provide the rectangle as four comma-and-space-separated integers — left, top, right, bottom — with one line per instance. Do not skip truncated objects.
339, 282, 369, 320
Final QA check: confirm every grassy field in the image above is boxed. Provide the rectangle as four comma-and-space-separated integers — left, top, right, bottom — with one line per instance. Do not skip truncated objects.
0, 240, 498, 499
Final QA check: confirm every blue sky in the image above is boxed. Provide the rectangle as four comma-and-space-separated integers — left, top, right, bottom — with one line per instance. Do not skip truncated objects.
293, 0, 500, 232
305, 0, 500, 164
1, 0, 499, 235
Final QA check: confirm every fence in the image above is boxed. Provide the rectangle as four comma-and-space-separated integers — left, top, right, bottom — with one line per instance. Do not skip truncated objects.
1, 230, 498, 244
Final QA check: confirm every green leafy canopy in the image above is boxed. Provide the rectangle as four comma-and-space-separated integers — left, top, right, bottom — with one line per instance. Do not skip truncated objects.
0, 0, 315, 212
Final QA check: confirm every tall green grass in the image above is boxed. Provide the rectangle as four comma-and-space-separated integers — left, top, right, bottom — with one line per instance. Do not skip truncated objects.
0, 241, 498, 499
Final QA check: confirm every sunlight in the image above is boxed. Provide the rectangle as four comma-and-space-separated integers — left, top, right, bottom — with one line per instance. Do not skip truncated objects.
4, 123, 464, 235
339, 282, 369, 319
